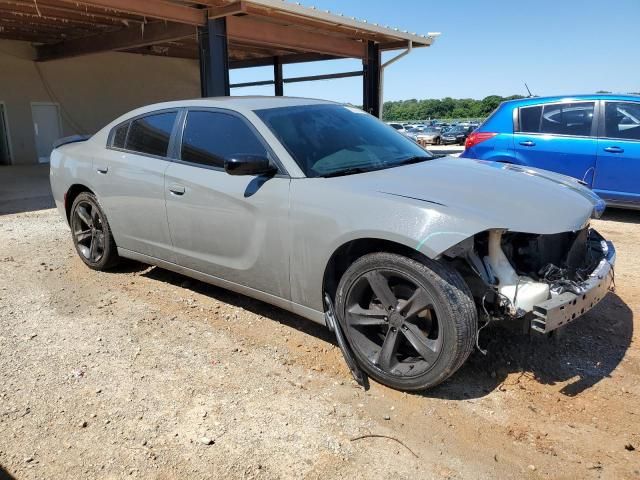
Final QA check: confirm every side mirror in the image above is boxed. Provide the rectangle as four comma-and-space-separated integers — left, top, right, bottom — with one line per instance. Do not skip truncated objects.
224, 155, 277, 176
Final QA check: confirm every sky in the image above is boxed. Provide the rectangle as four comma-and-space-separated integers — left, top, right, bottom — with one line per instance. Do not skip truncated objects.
230, 0, 639, 104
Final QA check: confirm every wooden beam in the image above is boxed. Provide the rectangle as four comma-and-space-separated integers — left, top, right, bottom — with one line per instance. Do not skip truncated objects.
124, 45, 199, 60
0, 9, 119, 30
242, 4, 383, 44
226, 15, 365, 58
0, 0, 145, 25
208, 1, 246, 19
0, 29, 61, 43
55, 0, 205, 25
229, 52, 340, 69
36, 21, 196, 61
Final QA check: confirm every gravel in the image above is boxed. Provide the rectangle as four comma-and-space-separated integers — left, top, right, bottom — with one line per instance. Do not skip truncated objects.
0, 207, 639, 479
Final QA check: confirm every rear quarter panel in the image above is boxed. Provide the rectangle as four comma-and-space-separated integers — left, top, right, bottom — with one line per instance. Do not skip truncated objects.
49, 140, 99, 223
461, 103, 515, 161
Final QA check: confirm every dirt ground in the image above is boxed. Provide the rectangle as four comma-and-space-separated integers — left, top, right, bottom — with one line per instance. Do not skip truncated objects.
0, 207, 638, 479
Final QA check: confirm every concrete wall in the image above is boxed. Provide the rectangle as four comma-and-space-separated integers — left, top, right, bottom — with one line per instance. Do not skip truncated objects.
0, 40, 200, 165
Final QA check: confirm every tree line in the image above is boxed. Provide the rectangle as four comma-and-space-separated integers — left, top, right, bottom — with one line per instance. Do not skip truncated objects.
381, 95, 525, 121
382, 92, 640, 121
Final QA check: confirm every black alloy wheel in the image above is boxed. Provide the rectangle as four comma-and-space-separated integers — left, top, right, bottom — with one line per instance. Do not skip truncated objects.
70, 192, 119, 270
335, 253, 477, 391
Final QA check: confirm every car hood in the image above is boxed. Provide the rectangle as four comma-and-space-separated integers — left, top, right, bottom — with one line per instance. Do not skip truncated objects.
351, 157, 604, 235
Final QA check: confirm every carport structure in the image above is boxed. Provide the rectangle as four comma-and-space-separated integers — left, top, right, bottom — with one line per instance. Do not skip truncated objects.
0, 0, 436, 116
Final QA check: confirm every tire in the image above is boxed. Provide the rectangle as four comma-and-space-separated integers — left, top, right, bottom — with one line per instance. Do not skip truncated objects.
70, 192, 119, 270
335, 252, 477, 391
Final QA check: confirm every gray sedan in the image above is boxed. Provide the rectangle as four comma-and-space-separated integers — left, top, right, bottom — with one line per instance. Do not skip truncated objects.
50, 97, 615, 391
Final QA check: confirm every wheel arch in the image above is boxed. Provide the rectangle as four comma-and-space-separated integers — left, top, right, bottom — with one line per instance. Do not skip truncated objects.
322, 237, 433, 304
65, 184, 95, 223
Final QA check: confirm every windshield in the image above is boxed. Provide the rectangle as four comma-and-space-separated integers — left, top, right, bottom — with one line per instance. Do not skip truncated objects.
255, 104, 433, 177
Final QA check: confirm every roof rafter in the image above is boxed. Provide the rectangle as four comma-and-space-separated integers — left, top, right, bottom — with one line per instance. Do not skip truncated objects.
55, 0, 205, 25
36, 21, 196, 61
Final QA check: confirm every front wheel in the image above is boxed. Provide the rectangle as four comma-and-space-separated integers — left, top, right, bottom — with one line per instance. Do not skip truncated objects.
335, 252, 477, 391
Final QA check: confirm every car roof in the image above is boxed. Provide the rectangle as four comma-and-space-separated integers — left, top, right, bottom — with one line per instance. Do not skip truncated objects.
501, 93, 640, 108
115, 96, 339, 121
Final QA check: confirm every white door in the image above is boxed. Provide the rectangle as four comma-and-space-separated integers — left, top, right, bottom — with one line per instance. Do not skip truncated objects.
31, 103, 61, 164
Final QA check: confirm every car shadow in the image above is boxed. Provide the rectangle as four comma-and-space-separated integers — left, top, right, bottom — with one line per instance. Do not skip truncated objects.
138, 267, 632, 400
425, 292, 633, 400
0, 464, 16, 480
140, 266, 336, 344
601, 207, 640, 224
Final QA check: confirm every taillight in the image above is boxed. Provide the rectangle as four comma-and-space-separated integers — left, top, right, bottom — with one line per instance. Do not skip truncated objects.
465, 132, 497, 149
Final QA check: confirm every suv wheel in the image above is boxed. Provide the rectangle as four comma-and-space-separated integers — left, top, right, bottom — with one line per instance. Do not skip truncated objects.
335, 252, 477, 391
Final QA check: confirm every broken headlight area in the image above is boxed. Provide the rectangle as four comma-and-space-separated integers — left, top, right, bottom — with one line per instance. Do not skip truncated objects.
445, 227, 615, 333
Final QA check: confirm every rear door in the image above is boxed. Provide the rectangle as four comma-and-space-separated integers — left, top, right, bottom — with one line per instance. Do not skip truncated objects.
93, 110, 178, 261
512, 101, 598, 184
593, 100, 640, 205
164, 109, 291, 299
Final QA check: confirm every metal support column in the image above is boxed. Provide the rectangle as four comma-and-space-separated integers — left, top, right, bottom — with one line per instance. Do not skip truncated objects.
362, 41, 381, 117
274, 56, 284, 96
198, 17, 230, 97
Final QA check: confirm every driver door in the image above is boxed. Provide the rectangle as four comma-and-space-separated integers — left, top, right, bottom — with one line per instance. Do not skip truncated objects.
164, 109, 291, 300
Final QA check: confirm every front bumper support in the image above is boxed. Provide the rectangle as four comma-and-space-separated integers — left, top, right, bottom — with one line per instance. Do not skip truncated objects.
531, 240, 615, 334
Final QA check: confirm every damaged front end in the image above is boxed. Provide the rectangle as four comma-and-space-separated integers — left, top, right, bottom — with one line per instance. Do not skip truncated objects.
445, 227, 616, 335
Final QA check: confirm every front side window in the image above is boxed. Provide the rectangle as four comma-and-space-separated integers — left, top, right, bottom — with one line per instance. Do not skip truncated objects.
604, 101, 640, 141
256, 104, 433, 177
125, 111, 177, 157
180, 111, 269, 168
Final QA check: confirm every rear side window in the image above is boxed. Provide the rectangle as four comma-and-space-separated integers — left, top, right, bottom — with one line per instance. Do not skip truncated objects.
518, 105, 543, 133
126, 111, 177, 157
541, 102, 595, 136
112, 122, 129, 148
604, 101, 640, 141
180, 111, 269, 168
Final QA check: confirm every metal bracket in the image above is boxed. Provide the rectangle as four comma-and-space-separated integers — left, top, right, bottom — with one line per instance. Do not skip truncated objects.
324, 293, 369, 389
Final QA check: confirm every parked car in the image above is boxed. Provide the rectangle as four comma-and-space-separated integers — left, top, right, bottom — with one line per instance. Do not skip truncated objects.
50, 97, 614, 392
387, 122, 408, 134
442, 125, 474, 145
404, 126, 425, 140
461, 94, 640, 209
415, 127, 442, 145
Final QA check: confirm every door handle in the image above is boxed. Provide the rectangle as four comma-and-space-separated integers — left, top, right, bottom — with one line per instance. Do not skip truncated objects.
604, 146, 624, 153
169, 184, 186, 196
519, 140, 536, 147
96, 166, 108, 174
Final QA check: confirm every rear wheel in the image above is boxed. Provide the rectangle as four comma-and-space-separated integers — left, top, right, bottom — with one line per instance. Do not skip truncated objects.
335, 252, 477, 391
70, 192, 119, 270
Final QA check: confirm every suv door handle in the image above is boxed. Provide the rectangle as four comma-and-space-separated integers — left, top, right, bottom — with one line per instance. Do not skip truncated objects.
96, 166, 108, 174
604, 146, 624, 153
519, 140, 536, 147
169, 184, 186, 196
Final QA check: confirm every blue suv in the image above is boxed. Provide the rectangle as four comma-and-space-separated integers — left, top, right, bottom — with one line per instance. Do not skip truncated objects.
460, 94, 640, 209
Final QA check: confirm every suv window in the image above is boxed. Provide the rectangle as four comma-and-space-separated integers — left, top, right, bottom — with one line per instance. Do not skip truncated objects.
604, 101, 640, 141
518, 102, 595, 136
518, 105, 542, 133
180, 111, 269, 168
541, 102, 595, 136
126, 111, 177, 157
112, 122, 129, 148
